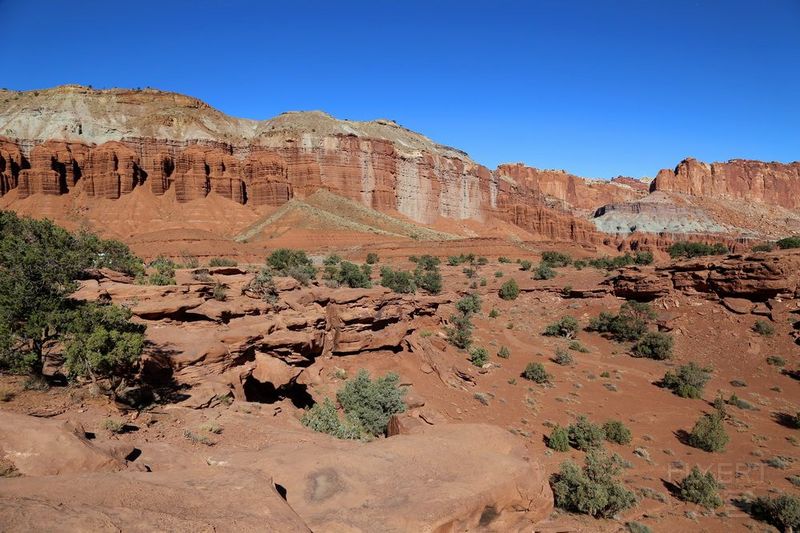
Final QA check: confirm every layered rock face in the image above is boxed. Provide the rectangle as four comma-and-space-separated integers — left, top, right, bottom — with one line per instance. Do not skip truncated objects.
0, 86, 611, 243
495, 163, 648, 212
2, 86, 796, 246
610, 250, 800, 301
652, 158, 800, 209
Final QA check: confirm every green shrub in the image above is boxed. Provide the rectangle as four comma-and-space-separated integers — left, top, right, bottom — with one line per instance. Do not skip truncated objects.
603, 420, 632, 445
752, 242, 775, 252
365, 252, 379, 264
0, 213, 146, 376
573, 259, 587, 270
180, 252, 199, 268
520, 259, 532, 271
626, 522, 652, 533
469, 346, 489, 367
208, 257, 237, 267
147, 256, 177, 285
688, 412, 729, 452
267, 248, 316, 285
498, 256, 512, 263
446, 313, 474, 349
533, 263, 556, 280
587, 254, 635, 270
380, 267, 416, 293
553, 348, 573, 366
543, 316, 579, 338
63, 303, 145, 380
456, 294, 481, 315
569, 340, 590, 353
476, 256, 488, 265
522, 362, 550, 383
632, 332, 673, 360
301, 397, 362, 440
726, 393, 754, 410
668, 241, 728, 259
498, 346, 510, 358
462, 266, 476, 279
541, 251, 572, 267
753, 319, 775, 336
777, 236, 800, 250
750, 494, 800, 531
767, 355, 786, 367
336, 369, 406, 437
212, 283, 227, 301
662, 362, 711, 399
568, 416, 606, 451
547, 425, 570, 452
76, 231, 144, 276
447, 293, 480, 349
334, 261, 372, 288
550, 450, 637, 517
499, 279, 520, 300
415, 255, 440, 271
678, 466, 722, 508
102, 418, 126, 434
413, 256, 442, 294
479, 277, 487, 286
488, 308, 499, 318
494, 270, 503, 278
246, 267, 278, 302
633, 251, 654, 265
588, 301, 655, 342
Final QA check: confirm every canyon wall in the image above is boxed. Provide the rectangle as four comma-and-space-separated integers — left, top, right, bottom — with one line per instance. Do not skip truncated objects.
652, 158, 800, 209
2, 86, 796, 247
494, 163, 648, 212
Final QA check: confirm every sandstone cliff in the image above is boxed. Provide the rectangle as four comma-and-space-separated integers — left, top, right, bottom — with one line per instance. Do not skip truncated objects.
0, 86, 605, 244
652, 158, 800, 209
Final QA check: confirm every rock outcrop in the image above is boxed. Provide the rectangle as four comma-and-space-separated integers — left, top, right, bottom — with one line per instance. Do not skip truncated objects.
0, 466, 311, 532
610, 250, 800, 301
223, 423, 554, 532
652, 158, 800, 209
495, 163, 648, 213
72, 269, 447, 406
1, 86, 797, 246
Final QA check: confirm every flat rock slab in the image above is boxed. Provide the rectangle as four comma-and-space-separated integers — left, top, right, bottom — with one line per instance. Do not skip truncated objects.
0, 468, 310, 532
221, 423, 553, 532
0, 411, 124, 476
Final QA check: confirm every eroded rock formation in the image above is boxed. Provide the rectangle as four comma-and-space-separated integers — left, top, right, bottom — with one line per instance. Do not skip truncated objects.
652, 158, 800, 209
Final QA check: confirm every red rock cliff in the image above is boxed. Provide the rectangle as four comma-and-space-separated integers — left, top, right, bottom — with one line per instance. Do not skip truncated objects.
652, 158, 800, 208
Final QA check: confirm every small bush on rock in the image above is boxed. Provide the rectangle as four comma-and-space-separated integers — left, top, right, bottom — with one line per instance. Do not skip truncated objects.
267, 249, 316, 285
380, 267, 416, 293
336, 369, 406, 437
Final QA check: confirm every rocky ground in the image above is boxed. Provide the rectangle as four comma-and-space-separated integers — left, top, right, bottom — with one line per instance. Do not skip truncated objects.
2, 246, 799, 531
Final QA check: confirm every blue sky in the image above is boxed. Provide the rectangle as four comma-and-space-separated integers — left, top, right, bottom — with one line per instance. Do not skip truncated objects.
1, 0, 798, 178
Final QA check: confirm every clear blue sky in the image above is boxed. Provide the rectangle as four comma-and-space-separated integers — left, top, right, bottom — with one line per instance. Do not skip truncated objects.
2, 0, 798, 178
